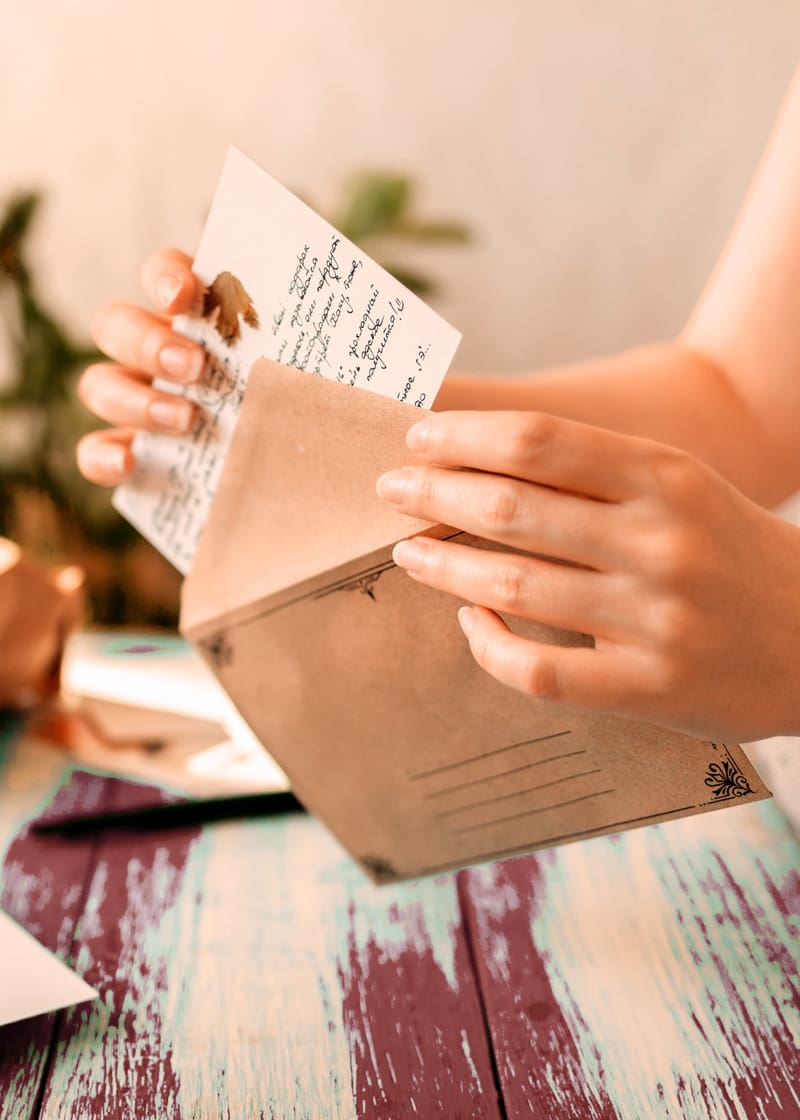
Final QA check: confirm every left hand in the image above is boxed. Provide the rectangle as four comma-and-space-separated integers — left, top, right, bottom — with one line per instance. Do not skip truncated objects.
76, 248, 205, 486
376, 410, 800, 742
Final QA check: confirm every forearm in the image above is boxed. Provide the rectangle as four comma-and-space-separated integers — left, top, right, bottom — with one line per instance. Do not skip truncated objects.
437, 342, 788, 507
438, 68, 800, 511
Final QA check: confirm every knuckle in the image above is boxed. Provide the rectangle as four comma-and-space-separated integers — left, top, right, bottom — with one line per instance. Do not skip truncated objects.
415, 472, 439, 509
421, 541, 447, 581
482, 482, 520, 532
649, 595, 695, 648
78, 363, 127, 421
519, 653, 559, 698
506, 413, 557, 462
645, 526, 698, 585
489, 561, 528, 611
648, 651, 689, 696
141, 324, 167, 368
469, 627, 494, 669
646, 447, 701, 505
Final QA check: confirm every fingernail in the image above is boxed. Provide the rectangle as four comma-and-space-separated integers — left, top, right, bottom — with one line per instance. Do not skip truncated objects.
156, 275, 182, 309
406, 421, 431, 451
458, 606, 476, 637
393, 538, 428, 572
149, 397, 194, 433
159, 344, 204, 382
376, 469, 412, 504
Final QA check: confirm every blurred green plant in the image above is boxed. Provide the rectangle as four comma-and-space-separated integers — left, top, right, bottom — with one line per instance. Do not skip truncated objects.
0, 174, 467, 624
0, 192, 182, 624
332, 172, 468, 295
0, 192, 107, 528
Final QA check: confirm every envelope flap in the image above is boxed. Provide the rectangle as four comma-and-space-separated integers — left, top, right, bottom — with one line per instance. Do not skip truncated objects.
181, 359, 436, 632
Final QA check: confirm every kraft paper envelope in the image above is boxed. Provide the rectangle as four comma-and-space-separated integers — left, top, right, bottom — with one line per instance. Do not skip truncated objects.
181, 359, 769, 882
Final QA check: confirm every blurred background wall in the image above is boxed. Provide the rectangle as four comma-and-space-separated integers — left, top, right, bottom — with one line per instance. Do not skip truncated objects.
1, 0, 799, 624
3, 0, 799, 374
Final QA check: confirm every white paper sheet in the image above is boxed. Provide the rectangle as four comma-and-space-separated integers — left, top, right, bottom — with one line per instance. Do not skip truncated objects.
0, 910, 97, 1027
114, 146, 461, 574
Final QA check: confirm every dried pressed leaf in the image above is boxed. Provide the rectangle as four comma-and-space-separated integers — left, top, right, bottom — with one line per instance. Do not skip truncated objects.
203, 271, 260, 344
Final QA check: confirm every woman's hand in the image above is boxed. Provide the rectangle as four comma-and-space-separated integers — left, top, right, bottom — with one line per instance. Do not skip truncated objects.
0, 541, 84, 708
76, 249, 205, 485
377, 410, 800, 742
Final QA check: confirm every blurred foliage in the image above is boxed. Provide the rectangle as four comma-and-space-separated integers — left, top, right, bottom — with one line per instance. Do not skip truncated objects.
0, 175, 467, 625
333, 172, 469, 296
0, 192, 182, 625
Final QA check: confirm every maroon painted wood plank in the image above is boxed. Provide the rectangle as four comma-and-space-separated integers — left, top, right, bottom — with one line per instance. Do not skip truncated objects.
336, 886, 502, 1118
460, 805, 800, 1120
0, 763, 118, 1120
459, 858, 617, 1120
34, 778, 200, 1120
1, 736, 502, 1118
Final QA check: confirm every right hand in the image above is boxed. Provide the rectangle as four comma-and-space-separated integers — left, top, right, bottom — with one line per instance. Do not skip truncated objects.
77, 248, 206, 486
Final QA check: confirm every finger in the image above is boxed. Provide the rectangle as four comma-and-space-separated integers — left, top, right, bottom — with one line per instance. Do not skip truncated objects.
51, 566, 86, 630
91, 303, 206, 384
457, 605, 635, 710
78, 363, 197, 433
377, 466, 619, 567
392, 536, 627, 638
36, 567, 84, 695
141, 248, 203, 314
76, 429, 136, 486
406, 411, 664, 503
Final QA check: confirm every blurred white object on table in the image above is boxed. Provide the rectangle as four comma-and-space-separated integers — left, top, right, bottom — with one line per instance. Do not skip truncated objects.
48, 629, 288, 797
745, 737, 800, 835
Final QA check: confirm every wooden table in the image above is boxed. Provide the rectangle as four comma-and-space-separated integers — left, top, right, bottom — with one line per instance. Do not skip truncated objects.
0, 715, 798, 1119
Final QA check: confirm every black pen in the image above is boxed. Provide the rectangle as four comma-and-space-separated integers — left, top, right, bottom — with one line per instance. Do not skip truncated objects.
32, 790, 306, 836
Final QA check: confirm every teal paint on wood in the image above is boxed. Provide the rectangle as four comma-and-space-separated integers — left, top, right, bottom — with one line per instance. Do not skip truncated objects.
0, 756, 118, 1120
3, 740, 501, 1118
463, 801, 800, 1119
39, 779, 199, 1120
0, 727, 798, 1118
113, 814, 500, 1119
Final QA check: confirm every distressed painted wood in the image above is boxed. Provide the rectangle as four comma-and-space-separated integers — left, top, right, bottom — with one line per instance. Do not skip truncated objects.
0, 722, 204, 1120
0, 728, 501, 1119
42, 818, 499, 1118
0, 719, 798, 1118
461, 800, 800, 1119
0, 718, 118, 1120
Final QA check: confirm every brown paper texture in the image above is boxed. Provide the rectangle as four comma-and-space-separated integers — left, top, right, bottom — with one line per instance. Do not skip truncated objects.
181, 360, 769, 882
